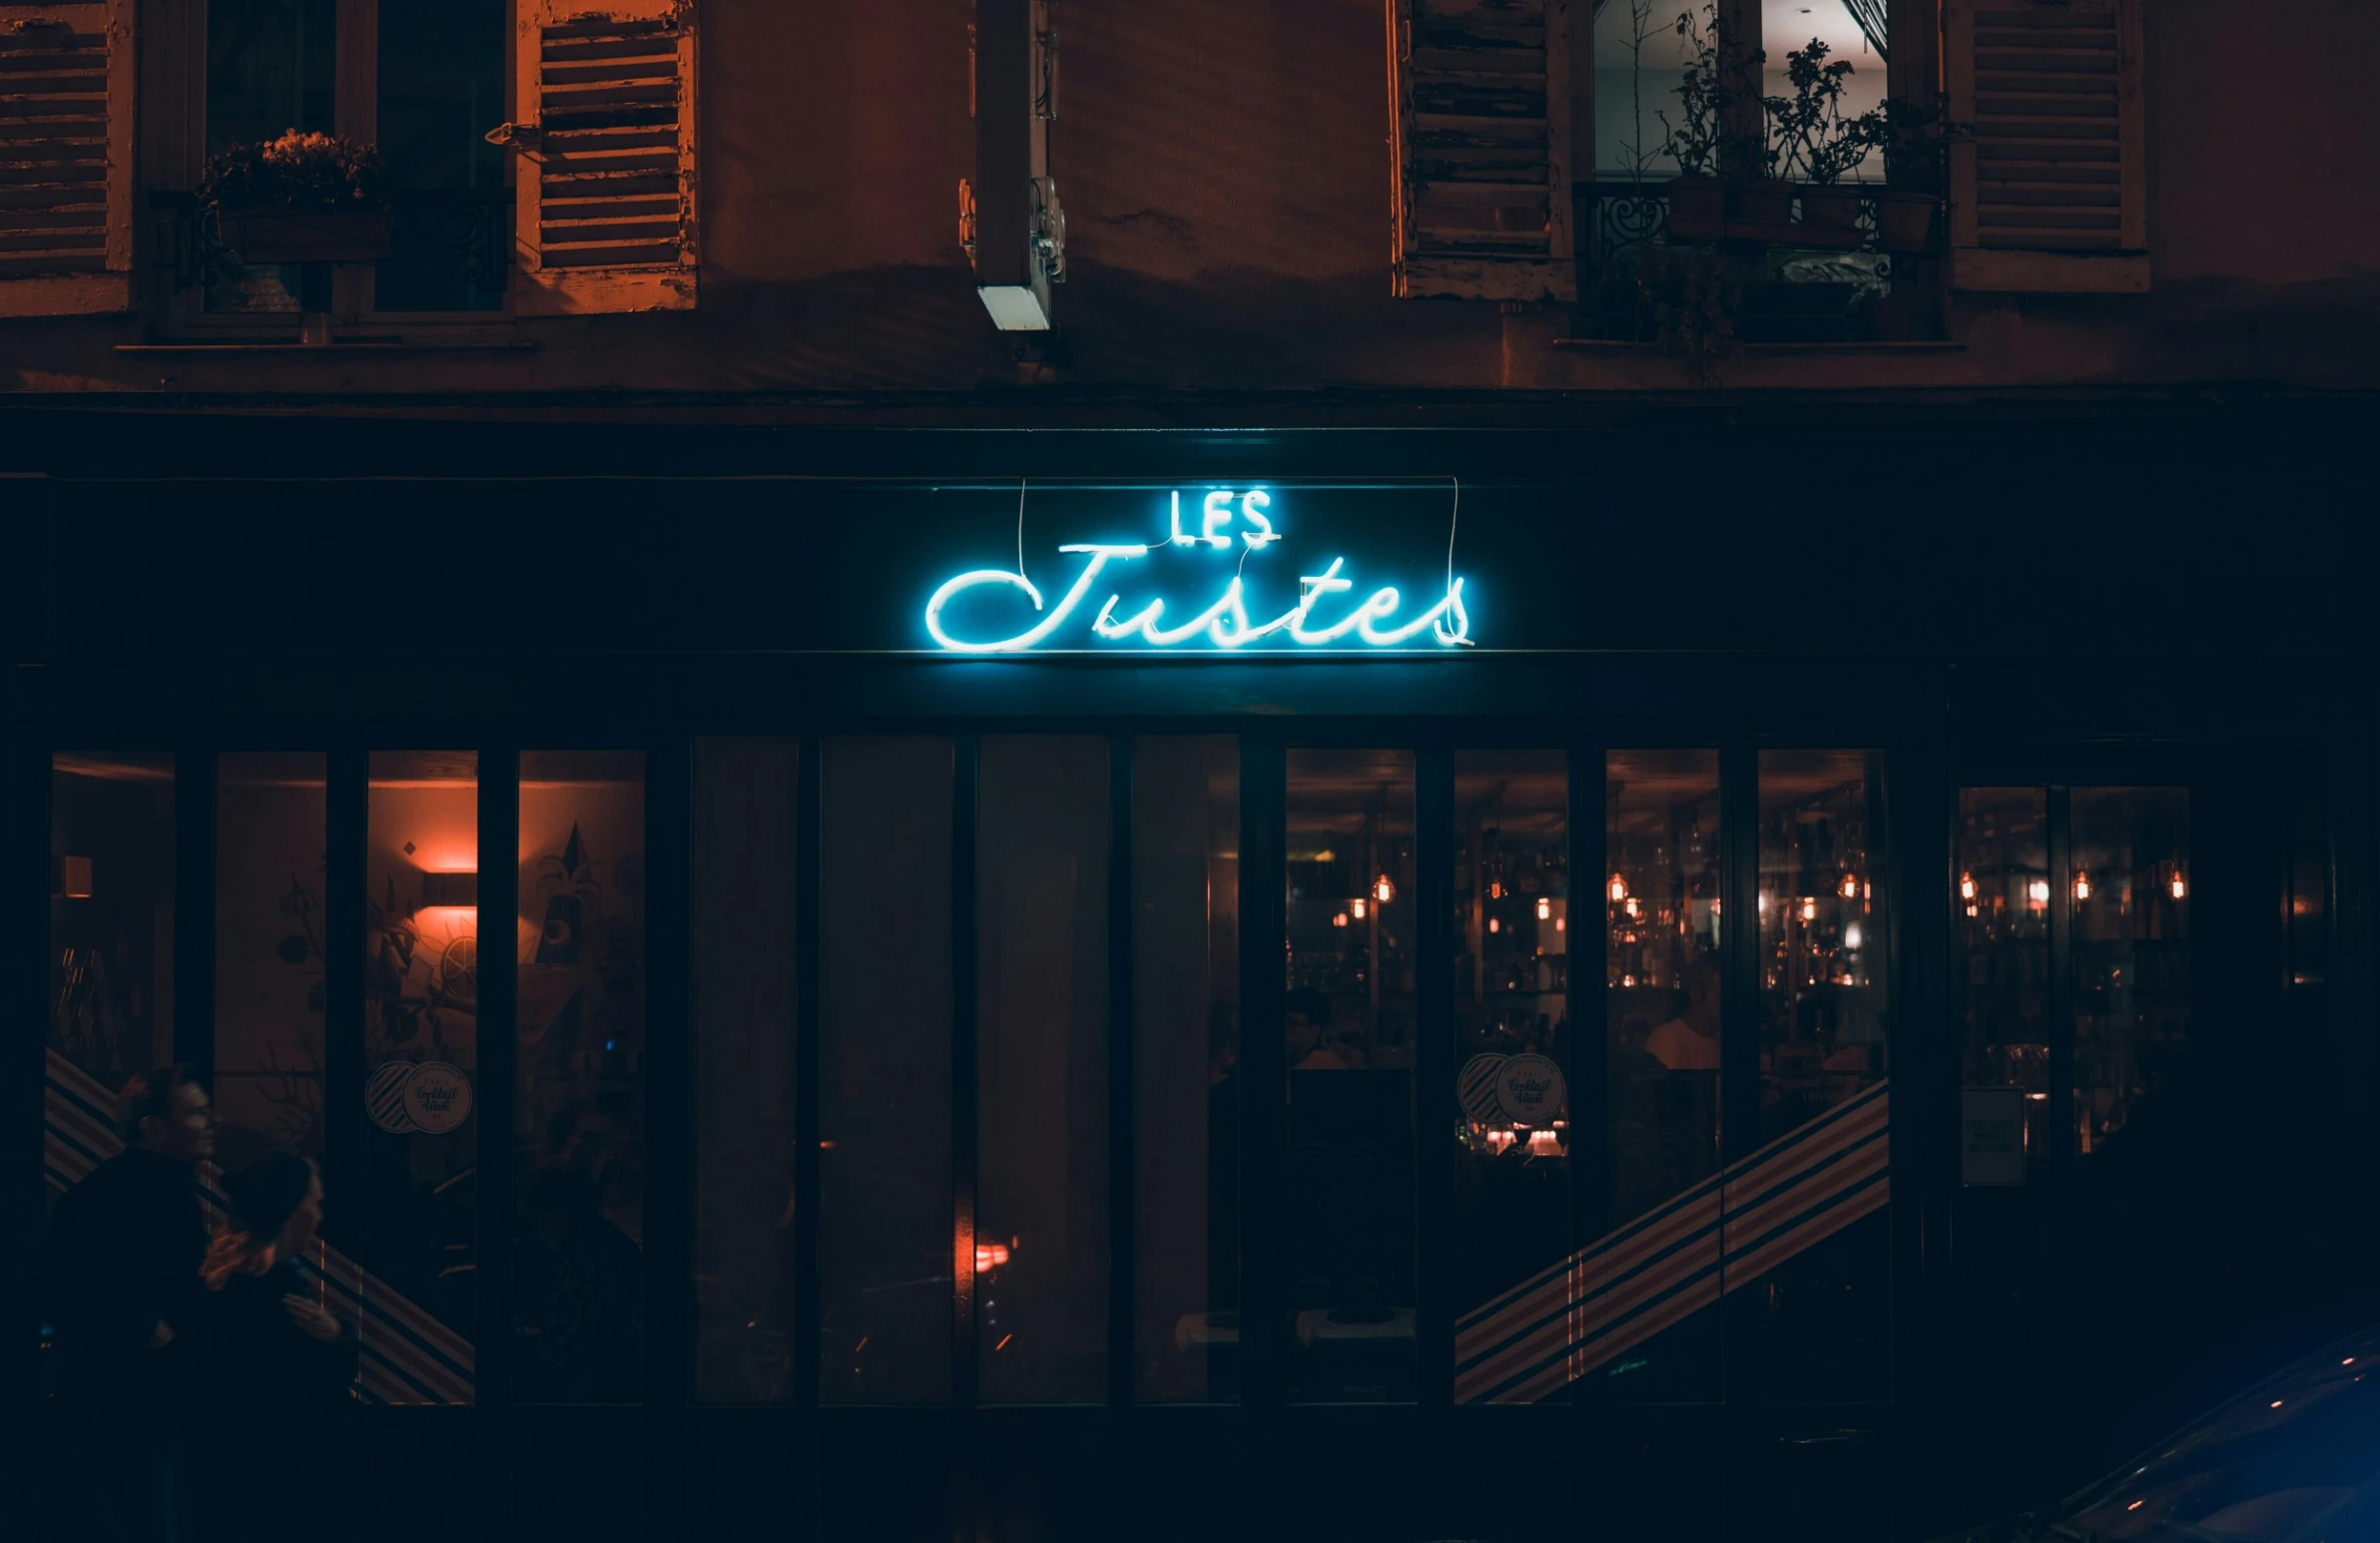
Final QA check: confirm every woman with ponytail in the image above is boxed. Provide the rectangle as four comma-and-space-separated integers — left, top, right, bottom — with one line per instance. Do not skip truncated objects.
195, 1150, 355, 1542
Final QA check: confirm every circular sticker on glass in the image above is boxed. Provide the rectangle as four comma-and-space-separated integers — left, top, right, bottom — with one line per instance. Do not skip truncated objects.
400, 1062, 474, 1135
1457, 1053, 1508, 1123
1494, 1053, 1566, 1126
366, 1061, 419, 1134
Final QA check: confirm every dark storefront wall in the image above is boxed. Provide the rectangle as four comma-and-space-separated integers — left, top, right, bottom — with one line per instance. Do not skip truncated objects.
5, 429, 2374, 1543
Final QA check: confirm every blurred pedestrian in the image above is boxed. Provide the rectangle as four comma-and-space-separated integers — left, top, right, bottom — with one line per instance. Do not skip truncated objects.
42, 1066, 217, 1543
195, 1150, 355, 1542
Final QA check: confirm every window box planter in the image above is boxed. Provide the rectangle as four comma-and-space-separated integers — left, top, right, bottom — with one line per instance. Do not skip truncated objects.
216, 208, 393, 264
1736, 178, 1797, 226
1874, 191, 1939, 254
1799, 185, 1865, 233
1664, 176, 1727, 242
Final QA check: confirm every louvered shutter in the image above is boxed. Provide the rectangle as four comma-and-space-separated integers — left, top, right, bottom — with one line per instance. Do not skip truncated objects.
1947, 0, 2146, 292
510, 0, 696, 314
1389, 0, 1575, 302
0, 0, 131, 317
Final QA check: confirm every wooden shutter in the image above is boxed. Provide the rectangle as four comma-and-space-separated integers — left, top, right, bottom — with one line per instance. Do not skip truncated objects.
1947, 0, 2146, 293
511, 0, 696, 314
1389, 0, 1574, 302
0, 0, 131, 316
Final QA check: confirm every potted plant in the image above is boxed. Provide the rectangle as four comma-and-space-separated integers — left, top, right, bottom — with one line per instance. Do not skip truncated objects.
199, 131, 390, 264
1625, 244, 1739, 386
1654, 5, 1730, 242
1866, 96, 1971, 254
1769, 39, 1875, 233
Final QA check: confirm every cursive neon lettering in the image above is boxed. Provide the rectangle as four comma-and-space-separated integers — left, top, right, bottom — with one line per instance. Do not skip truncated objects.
922, 492, 1473, 652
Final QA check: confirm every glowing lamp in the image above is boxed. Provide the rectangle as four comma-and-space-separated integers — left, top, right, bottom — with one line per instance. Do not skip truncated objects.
52, 855, 93, 898
1840, 874, 1859, 899
1959, 871, 1977, 901
2169, 871, 2187, 900
1800, 897, 1817, 922
1488, 916, 1500, 934
1607, 873, 1627, 903
419, 870, 478, 908
1333, 912, 1350, 928
2074, 872, 2091, 902
1374, 873, 1395, 905
1536, 896, 1551, 921
1350, 895, 1368, 920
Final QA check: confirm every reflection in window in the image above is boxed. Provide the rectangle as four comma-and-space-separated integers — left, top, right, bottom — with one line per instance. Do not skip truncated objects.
375, 0, 508, 310
516, 751, 647, 1404
49, 755, 177, 1092
977, 737, 1111, 1403
205, 0, 336, 313
693, 740, 799, 1404
1604, 749, 1721, 1403
820, 738, 952, 1404
1132, 737, 1239, 1403
363, 751, 480, 1393
1753, 749, 1889, 1404
2072, 788, 2190, 1159
216, 754, 327, 1164
1957, 788, 2051, 1172
1453, 752, 1570, 1338
1285, 749, 1416, 1403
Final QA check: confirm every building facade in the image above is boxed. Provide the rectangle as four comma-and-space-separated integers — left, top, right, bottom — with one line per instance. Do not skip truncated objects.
3, 3, 2377, 1542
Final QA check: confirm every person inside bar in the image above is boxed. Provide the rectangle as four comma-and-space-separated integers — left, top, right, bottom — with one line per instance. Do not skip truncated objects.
1646, 952, 1722, 1071
1287, 987, 1365, 1070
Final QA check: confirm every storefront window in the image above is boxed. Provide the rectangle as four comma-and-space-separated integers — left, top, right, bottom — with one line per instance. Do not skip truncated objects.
1285, 749, 1416, 1403
1132, 736, 1239, 1403
820, 737, 952, 1404
48, 754, 177, 1096
977, 736, 1111, 1403
693, 739, 799, 1404
215, 753, 327, 1163
1604, 749, 1721, 1403
1753, 749, 1890, 1404
516, 751, 647, 1404
1452, 751, 1570, 1383
364, 751, 480, 1397
1958, 787, 2052, 1175
2071, 788, 2190, 1158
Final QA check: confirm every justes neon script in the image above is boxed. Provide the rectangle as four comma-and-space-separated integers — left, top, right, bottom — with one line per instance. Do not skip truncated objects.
923, 490, 1474, 653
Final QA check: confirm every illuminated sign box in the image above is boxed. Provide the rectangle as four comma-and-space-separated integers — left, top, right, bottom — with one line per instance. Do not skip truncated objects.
922, 487, 1473, 654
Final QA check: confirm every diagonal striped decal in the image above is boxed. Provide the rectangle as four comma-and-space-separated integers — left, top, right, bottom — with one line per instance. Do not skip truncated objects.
44, 1051, 477, 1406
1456, 1078, 1889, 1404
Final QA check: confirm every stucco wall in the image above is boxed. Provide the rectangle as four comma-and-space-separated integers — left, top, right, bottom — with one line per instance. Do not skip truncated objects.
2, 0, 2376, 402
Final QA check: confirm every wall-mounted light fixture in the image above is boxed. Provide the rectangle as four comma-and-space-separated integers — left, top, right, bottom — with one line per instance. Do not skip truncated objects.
52, 855, 93, 898
418, 870, 478, 909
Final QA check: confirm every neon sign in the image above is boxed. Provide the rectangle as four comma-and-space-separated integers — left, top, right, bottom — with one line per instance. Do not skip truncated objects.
923, 489, 1473, 653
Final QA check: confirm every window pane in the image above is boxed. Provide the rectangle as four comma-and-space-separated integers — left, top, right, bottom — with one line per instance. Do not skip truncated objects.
205, 0, 336, 313
364, 751, 480, 1398
1453, 751, 1571, 1399
375, 0, 509, 310
977, 737, 1110, 1403
48, 755, 177, 1092
517, 751, 647, 1404
1285, 749, 1416, 1403
1957, 787, 2052, 1177
1759, 751, 1889, 1138
1605, 749, 1721, 1403
215, 753, 327, 1163
1754, 749, 1890, 1404
2072, 787, 2190, 1157
820, 738, 952, 1404
694, 740, 799, 1404
1132, 736, 1239, 1403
